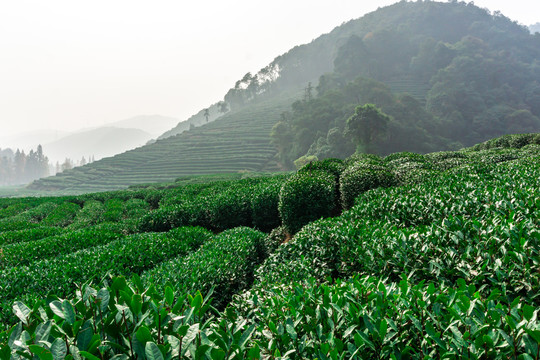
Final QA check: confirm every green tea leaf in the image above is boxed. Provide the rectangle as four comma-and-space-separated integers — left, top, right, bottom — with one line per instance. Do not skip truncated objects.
145, 342, 164, 360
13, 301, 31, 325
28, 345, 53, 360
62, 300, 76, 325
51, 338, 67, 360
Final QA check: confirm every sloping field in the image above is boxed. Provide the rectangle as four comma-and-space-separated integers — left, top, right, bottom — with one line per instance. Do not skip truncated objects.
29, 94, 297, 193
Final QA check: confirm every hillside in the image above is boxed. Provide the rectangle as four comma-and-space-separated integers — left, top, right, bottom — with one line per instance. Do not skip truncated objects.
42, 127, 152, 164
1, 133, 539, 357
0, 129, 70, 152
29, 93, 297, 193
30, 1, 540, 193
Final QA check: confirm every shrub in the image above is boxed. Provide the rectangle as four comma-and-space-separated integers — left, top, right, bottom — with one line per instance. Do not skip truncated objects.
19, 202, 58, 223
103, 199, 124, 222
207, 186, 252, 231
278, 171, 336, 234
384, 151, 426, 164
344, 152, 383, 166
298, 158, 345, 181
293, 155, 318, 170
69, 200, 105, 229
298, 158, 345, 212
340, 164, 395, 210
137, 206, 179, 232
142, 227, 267, 309
0, 227, 63, 246
144, 188, 163, 209
251, 182, 282, 232
41, 202, 81, 227
0, 226, 212, 324
0, 204, 29, 220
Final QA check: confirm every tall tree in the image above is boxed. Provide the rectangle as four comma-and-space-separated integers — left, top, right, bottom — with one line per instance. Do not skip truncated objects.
345, 104, 390, 154
203, 108, 210, 122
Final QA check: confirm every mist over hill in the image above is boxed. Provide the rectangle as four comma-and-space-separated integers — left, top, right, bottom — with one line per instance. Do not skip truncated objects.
110, 115, 179, 138
42, 127, 152, 164
30, 1, 540, 193
530, 22, 540, 34
0, 130, 71, 153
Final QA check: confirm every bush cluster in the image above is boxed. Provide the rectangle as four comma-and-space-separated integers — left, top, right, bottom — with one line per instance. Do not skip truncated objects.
278, 171, 336, 234
340, 164, 395, 210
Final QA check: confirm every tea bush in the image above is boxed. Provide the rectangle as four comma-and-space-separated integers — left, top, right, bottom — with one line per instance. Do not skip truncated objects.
41, 202, 81, 227
251, 181, 282, 232
0, 226, 212, 325
340, 164, 394, 210
278, 171, 336, 234
142, 227, 267, 309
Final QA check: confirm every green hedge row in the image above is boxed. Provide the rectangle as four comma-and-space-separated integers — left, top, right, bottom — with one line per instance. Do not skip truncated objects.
255, 157, 540, 306
0, 226, 212, 325
278, 171, 336, 234
142, 227, 268, 310
138, 176, 288, 233
0, 227, 63, 247
0, 224, 123, 268
231, 275, 540, 359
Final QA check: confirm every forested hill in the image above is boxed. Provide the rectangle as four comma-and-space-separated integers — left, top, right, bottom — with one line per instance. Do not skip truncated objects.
30, 1, 540, 193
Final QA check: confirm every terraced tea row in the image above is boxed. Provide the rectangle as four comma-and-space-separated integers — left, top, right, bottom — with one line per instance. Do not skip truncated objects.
29, 95, 297, 193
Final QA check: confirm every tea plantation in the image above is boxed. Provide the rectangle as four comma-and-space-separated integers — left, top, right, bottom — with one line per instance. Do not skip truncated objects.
0, 133, 539, 359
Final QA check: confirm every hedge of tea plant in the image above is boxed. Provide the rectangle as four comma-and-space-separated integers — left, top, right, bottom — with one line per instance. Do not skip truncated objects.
278, 171, 336, 234
0, 226, 212, 325
142, 227, 268, 310
339, 163, 395, 210
0, 133, 539, 358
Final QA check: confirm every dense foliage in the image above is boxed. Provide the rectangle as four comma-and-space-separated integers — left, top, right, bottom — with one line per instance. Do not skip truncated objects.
271, 1, 540, 167
0, 133, 539, 358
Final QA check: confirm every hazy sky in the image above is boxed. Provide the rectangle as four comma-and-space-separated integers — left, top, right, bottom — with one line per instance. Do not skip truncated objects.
0, 0, 538, 138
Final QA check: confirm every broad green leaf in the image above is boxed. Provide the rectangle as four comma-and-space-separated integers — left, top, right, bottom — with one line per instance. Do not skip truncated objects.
238, 325, 256, 350
425, 322, 445, 349
194, 345, 210, 359
0, 345, 11, 360
379, 319, 388, 340
62, 300, 76, 325
526, 329, 540, 344
181, 324, 199, 356
97, 289, 110, 312
79, 351, 101, 360
210, 349, 226, 360
8, 323, 22, 348
135, 326, 152, 345
51, 338, 67, 360
76, 320, 93, 352
190, 292, 202, 311
145, 342, 163, 360
132, 273, 144, 293
35, 321, 52, 343
356, 331, 375, 351
13, 301, 31, 325
49, 301, 65, 319
285, 318, 297, 340
523, 304, 535, 322
130, 294, 142, 316
28, 345, 53, 360
165, 287, 174, 307
248, 344, 260, 359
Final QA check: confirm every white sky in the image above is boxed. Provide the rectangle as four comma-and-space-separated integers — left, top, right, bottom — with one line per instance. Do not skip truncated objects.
0, 0, 538, 137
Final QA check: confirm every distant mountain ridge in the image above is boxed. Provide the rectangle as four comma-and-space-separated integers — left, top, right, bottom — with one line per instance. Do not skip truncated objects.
42, 127, 152, 164
30, 1, 540, 193
109, 115, 179, 137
